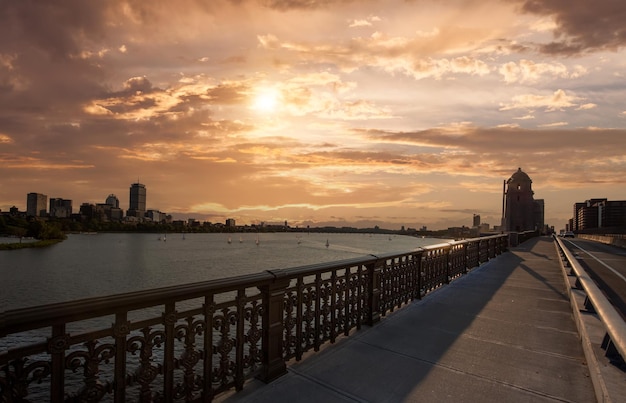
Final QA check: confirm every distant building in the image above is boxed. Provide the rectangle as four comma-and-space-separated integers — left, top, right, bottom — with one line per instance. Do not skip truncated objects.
502, 168, 544, 232
226, 218, 236, 227
126, 183, 146, 218
79, 203, 97, 219
105, 194, 120, 208
146, 209, 166, 223
49, 198, 72, 218
27, 193, 47, 217
573, 198, 626, 232
473, 214, 480, 227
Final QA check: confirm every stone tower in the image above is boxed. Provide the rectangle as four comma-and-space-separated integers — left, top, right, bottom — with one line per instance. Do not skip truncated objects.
503, 168, 536, 232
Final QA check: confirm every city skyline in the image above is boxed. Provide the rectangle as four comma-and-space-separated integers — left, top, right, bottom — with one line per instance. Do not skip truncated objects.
1, 1, 626, 230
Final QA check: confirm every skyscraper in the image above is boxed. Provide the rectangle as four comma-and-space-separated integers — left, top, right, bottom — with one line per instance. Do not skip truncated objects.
126, 183, 146, 218
26, 193, 47, 217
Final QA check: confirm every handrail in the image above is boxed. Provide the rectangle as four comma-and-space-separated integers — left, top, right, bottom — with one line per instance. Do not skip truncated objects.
2, 234, 506, 335
0, 233, 510, 402
554, 235, 626, 362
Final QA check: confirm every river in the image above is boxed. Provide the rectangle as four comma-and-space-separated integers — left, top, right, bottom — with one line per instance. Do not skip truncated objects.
1, 232, 446, 312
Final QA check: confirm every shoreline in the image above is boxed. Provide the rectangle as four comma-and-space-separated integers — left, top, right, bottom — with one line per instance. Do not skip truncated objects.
0, 238, 64, 250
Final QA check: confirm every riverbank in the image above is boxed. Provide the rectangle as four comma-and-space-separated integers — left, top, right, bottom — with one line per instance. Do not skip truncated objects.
0, 238, 64, 250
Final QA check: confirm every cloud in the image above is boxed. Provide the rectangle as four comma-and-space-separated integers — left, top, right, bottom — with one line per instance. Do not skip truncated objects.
499, 89, 585, 111
513, 0, 626, 55
538, 121, 568, 128
498, 59, 586, 83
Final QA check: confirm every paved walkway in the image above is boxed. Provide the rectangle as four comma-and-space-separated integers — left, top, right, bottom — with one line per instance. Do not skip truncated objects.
220, 237, 597, 402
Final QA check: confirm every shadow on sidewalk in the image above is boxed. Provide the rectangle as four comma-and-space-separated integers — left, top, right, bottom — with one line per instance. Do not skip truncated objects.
222, 238, 589, 402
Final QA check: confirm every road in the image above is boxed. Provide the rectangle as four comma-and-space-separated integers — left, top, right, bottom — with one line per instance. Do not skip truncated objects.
561, 237, 626, 319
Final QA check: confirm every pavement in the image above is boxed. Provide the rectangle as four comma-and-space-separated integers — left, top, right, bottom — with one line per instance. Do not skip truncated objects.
217, 236, 623, 402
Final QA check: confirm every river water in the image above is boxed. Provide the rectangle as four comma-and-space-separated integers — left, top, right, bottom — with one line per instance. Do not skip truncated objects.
1, 232, 445, 312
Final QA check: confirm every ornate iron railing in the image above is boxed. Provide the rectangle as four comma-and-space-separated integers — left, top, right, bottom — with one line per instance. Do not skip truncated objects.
1, 234, 508, 402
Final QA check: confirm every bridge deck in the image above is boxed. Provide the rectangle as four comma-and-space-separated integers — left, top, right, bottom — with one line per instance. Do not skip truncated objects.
220, 237, 597, 402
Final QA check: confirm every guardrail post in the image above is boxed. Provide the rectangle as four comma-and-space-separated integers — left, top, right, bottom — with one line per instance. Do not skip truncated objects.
462, 243, 468, 274
366, 259, 382, 326
601, 334, 626, 367
48, 324, 68, 402
258, 275, 291, 383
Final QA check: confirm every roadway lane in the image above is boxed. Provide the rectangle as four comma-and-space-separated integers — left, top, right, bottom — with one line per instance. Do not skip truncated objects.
562, 238, 626, 319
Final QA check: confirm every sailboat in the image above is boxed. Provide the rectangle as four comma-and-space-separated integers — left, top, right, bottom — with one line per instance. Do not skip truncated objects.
182, 233, 186, 240
227, 236, 232, 244
239, 236, 243, 243
325, 239, 329, 248
255, 237, 260, 246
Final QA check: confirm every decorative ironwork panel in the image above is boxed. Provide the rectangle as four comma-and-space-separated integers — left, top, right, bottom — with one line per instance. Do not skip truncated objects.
466, 240, 480, 269
282, 289, 298, 361
378, 255, 420, 315
421, 247, 449, 294
449, 243, 467, 280
479, 240, 490, 263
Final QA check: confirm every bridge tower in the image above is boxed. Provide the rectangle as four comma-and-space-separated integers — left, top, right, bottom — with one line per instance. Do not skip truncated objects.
503, 167, 536, 232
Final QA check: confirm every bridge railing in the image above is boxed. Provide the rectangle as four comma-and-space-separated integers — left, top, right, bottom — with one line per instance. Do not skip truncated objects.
1, 234, 508, 402
553, 236, 626, 366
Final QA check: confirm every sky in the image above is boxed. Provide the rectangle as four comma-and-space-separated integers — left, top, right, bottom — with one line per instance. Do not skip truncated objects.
1, 0, 625, 231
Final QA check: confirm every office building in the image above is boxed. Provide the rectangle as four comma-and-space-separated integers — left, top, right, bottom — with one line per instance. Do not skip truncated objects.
27, 193, 47, 217
49, 198, 72, 218
573, 199, 626, 232
126, 183, 146, 218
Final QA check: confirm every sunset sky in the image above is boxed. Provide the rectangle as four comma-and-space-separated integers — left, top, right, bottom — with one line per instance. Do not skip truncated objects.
1, 0, 625, 230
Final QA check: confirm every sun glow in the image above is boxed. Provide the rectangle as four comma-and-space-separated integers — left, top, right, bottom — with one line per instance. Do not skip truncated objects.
252, 88, 280, 113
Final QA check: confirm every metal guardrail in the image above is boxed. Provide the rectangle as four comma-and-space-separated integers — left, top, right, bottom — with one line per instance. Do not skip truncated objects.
553, 236, 626, 365
0, 234, 508, 402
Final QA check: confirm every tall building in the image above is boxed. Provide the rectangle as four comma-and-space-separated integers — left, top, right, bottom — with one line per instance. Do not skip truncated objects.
573, 199, 626, 232
126, 183, 146, 218
49, 198, 72, 218
502, 168, 544, 232
473, 214, 481, 227
105, 194, 120, 208
26, 193, 47, 217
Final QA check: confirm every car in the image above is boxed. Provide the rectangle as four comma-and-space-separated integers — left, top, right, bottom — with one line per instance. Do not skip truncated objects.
563, 231, 575, 238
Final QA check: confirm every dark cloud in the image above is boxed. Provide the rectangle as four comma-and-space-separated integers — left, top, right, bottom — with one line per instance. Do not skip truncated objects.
513, 0, 626, 54
361, 126, 626, 155
0, 1, 109, 59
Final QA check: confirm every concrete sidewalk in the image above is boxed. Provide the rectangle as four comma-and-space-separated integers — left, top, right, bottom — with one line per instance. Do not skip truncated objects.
220, 237, 596, 402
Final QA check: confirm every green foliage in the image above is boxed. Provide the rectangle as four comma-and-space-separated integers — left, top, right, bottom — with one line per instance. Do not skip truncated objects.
24, 220, 66, 240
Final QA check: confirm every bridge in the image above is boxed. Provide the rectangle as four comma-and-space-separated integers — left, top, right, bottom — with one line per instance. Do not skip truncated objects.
1, 234, 625, 402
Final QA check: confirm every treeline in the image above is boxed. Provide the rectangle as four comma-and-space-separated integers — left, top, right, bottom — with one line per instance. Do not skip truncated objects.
0, 215, 65, 240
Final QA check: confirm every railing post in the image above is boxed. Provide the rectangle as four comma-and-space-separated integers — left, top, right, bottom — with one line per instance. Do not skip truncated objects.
258, 275, 290, 383
445, 247, 451, 284
113, 313, 129, 403
48, 324, 68, 402
366, 258, 382, 326
462, 243, 468, 274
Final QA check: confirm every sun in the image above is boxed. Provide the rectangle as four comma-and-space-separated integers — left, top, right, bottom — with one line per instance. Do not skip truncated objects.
252, 88, 280, 113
